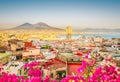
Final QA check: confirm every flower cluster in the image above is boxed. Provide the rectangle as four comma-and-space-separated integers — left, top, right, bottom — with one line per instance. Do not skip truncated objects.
0, 73, 25, 82
61, 76, 86, 82
23, 61, 40, 68
0, 61, 58, 82
61, 57, 120, 82
88, 65, 120, 82
28, 68, 42, 77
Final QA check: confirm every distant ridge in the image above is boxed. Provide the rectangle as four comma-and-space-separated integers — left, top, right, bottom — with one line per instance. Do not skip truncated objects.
12, 22, 64, 31
76, 28, 120, 33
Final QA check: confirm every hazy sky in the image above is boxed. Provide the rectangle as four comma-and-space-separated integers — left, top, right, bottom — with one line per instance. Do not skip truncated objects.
0, 0, 120, 30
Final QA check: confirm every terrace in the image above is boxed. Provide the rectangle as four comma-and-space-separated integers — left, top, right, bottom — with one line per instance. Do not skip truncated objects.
56, 53, 82, 64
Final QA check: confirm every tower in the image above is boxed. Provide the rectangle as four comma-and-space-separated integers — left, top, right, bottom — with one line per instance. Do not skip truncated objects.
66, 26, 72, 40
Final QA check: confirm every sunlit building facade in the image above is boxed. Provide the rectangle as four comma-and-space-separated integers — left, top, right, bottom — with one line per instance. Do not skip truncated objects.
66, 26, 72, 40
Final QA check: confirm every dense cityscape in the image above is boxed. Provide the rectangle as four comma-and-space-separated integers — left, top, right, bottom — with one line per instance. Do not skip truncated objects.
0, 0, 120, 82
0, 26, 120, 82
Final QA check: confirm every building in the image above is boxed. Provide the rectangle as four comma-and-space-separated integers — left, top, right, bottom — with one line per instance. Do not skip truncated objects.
0, 52, 12, 64
3, 62, 24, 75
44, 52, 82, 80
93, 36, 103, 43
66, 26, 72, 40
8, 39, 24, 60
22, 48, 40, 60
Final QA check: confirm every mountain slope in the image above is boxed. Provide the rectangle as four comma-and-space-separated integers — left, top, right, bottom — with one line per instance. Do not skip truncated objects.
33, 22, 52, 29
13, 23, 33, 29
12, 22, 64, 30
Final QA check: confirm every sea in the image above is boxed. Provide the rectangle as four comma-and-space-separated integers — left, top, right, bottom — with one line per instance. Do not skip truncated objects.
60, 33, 120, 40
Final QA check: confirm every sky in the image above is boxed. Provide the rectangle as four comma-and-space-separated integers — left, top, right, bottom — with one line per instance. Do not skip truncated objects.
0, 0, 120, 30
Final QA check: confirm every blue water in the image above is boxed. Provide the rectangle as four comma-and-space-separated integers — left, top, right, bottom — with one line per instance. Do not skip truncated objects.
60, 33, 120, 40
80, 34, 120, 39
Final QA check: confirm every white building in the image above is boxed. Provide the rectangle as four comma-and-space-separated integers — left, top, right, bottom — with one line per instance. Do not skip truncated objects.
22, 48, 40, 57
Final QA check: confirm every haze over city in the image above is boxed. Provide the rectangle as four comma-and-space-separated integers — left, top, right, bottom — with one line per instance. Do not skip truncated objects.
0, 0, 120, 30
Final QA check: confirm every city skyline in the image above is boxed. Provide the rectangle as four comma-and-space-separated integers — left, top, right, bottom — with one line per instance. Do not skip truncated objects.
0, 0, 120, 30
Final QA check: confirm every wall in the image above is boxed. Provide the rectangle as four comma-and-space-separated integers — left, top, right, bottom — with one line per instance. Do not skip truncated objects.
68, 63, 81, 75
